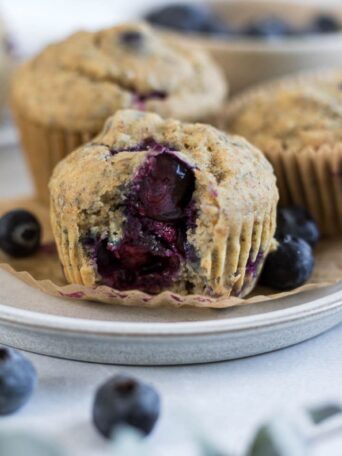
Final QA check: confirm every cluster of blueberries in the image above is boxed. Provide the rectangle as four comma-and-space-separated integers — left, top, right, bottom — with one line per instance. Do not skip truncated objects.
0, 346, 160, 437
145, 3, 341, 39
260, 206, 319, 291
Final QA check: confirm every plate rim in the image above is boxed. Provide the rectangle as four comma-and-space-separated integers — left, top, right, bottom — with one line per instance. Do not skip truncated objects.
0, 282, 341, 337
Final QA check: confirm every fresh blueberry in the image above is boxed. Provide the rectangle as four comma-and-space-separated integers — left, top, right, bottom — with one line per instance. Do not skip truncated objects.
92, 374, 161, 439
0, 209, 41, 257
243, 17, 293, 39
311, 14, 340, 34
260, 236, 314, 291
0, 347, 37, 415
276, 206, 320, 247
145, 3, 215, 33
91, 147, 197, 294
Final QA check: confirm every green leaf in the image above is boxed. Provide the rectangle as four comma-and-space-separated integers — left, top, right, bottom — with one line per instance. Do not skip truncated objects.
246, 417, 308, 456
308, 404, 342, 424
0, 431, 66, 456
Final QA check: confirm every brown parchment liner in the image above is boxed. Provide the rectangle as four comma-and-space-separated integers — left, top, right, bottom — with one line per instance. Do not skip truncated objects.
0, 198, 341, 309
216, 69, 342, 236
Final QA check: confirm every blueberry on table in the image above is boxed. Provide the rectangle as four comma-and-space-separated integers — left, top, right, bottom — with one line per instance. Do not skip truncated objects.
0, 347, 37, 415
92, 374, 161, 439
260, 236, 314, 291
0, 209, 41, 257
276, 206, 320, 247
144, 3, 215, 33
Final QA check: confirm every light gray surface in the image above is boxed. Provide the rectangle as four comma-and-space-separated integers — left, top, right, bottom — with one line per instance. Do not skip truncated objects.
0, 135, 341, 454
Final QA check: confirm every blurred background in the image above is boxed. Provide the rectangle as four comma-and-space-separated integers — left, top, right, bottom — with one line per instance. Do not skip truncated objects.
0, 0, 338, 56
0, 0, 200, 57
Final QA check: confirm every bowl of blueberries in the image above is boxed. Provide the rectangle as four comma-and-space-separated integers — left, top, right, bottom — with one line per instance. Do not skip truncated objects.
144, 0, 342, 93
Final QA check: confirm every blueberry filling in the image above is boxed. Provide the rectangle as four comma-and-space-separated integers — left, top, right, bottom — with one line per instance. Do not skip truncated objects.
85, 142, 197, 293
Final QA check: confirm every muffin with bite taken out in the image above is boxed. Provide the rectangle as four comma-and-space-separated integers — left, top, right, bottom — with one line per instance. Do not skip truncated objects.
49, 110, 278, 298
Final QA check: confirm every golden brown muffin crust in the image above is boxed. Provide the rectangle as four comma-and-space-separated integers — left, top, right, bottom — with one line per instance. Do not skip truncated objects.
229, 74, 342, 153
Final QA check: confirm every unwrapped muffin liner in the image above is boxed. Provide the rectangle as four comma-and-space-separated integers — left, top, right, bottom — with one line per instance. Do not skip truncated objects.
219, 70, 342, 236
0, 198, 340, 309
12, 108, 97, 205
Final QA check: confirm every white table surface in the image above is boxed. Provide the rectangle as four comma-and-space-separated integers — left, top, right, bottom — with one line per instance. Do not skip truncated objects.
0, 1, 341, 454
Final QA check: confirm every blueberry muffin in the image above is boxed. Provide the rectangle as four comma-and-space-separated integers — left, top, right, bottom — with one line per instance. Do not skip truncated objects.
11, 22, 227, 205
49, 110, 278, 298
226, 72, 342, 235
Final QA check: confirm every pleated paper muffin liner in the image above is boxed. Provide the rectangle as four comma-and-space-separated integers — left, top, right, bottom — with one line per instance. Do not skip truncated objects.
12, 107, 97, 206
51, 200, 275, 300
0, 198, 340, 309
220, 69, 342, 235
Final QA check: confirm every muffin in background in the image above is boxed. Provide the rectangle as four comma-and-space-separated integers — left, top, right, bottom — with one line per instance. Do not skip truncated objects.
226, 72, 342, 236
0, 16, 12, 119
49, 110, 278, 298
11, 22, 227, 205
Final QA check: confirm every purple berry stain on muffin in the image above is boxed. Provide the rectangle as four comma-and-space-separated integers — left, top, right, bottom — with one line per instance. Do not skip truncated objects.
85, 140, 197, 294
245, 251, 264, 278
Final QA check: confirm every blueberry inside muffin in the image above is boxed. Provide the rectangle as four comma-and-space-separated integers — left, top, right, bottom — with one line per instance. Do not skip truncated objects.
50, 110, 278, 297
84, 140, 197, 293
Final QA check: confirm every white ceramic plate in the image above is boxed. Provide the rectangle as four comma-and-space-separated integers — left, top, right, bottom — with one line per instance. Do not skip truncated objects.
0, 277, 341, 365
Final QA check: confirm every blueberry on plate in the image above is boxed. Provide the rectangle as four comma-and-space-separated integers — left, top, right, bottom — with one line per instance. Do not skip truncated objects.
0, 209, 41, 257
260, 236, 314, 291
0, 347, 37, 415
276, 206, 320, 247
311, 14, 340, 34
92, 374, 161, 439
144, 3, 214, 33
243, 16, 293, 39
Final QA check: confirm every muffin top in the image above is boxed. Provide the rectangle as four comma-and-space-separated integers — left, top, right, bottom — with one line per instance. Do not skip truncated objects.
11, 22, 227, 131
50, 109, 277, 222
229, 72, 342, 154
